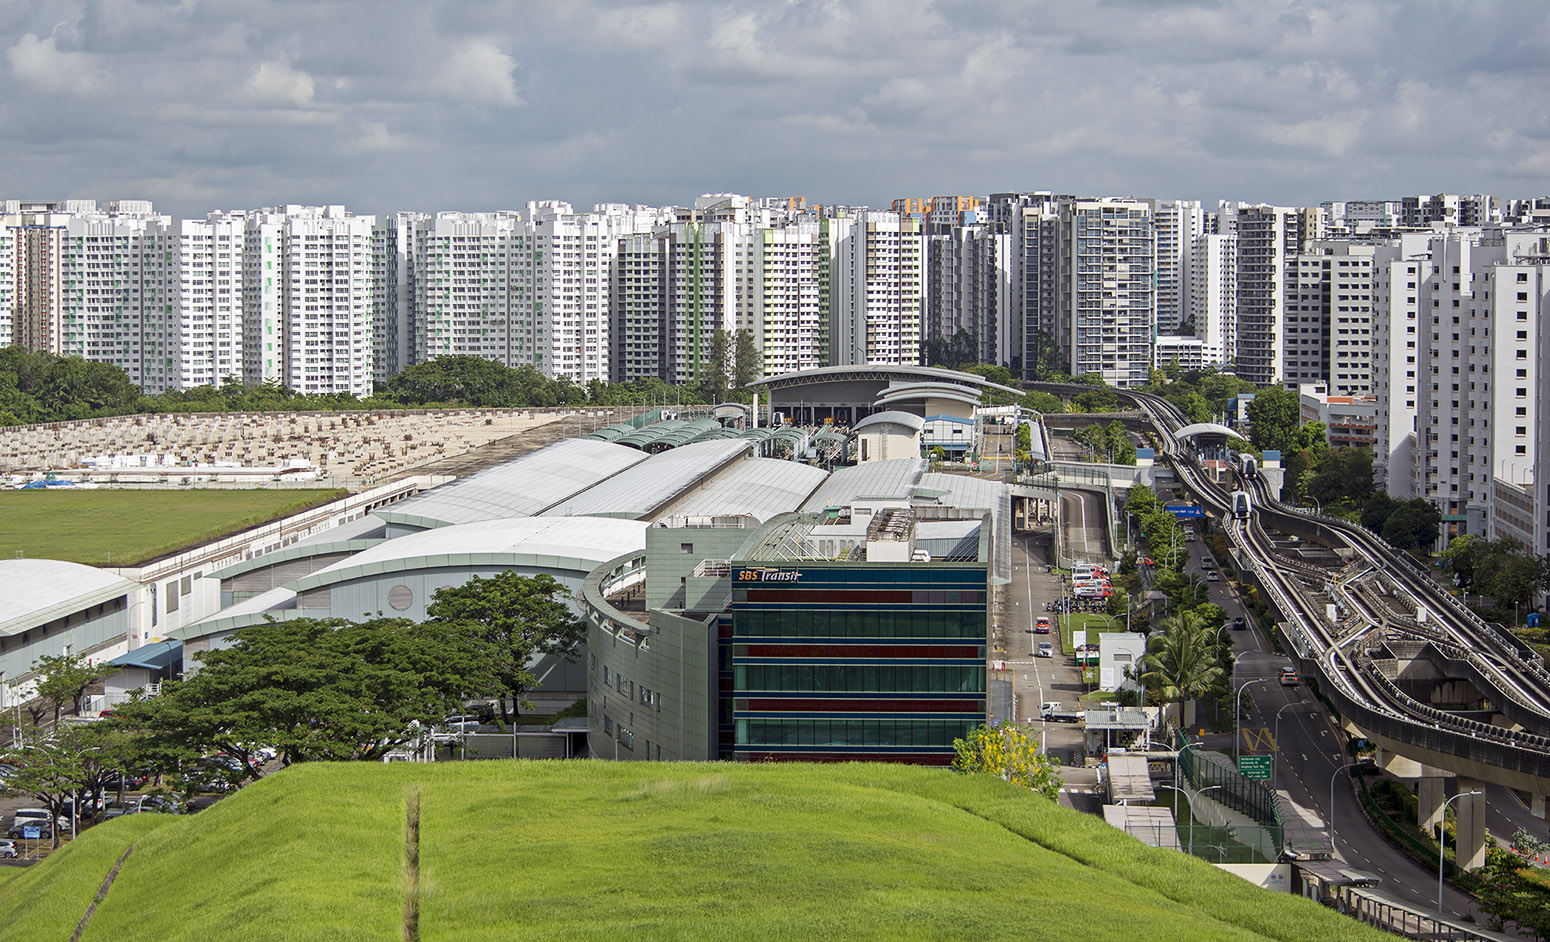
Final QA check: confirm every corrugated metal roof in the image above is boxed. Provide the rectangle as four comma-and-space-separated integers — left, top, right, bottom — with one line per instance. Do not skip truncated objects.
543, 439, 756, 520
373, 438, 647, 529
658, 458, 829, 523
799, 458, 925, 510
305, 516, 650, 575
0, 559, 137, 636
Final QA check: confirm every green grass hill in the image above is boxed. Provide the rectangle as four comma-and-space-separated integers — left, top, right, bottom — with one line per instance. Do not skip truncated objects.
0, 762, 1388, 941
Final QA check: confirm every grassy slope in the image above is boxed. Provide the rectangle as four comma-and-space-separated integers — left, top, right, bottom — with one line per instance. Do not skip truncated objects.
0, 763, 1390, 942
0, 488, 346, 566
0, 814, 174, 940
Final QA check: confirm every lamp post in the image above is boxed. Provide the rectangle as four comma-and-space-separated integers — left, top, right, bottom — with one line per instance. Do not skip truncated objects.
1272, 703, 1297, 787
1439, 790, 1483, 921
1158, 783, 1224, 856
1305, 496, 1321, 516
1234, 678, 1267, 763
1327, 760, 1369, 853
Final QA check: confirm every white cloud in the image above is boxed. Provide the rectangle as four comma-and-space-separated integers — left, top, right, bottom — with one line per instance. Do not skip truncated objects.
7, 32, 100, 94
434, 38, 524, 107
356, 122, 405, 151
244, 59, 316, 108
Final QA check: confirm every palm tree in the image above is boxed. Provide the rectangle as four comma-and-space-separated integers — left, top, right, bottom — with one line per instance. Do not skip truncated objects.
1140, 611, 1227, 731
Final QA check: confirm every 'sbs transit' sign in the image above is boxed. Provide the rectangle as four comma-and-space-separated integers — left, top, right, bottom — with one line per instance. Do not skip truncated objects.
736, 568, 802, 583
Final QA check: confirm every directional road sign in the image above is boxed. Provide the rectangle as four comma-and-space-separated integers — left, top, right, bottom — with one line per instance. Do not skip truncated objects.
1237, 755, 1273, 781
1167, 505, 1205, 518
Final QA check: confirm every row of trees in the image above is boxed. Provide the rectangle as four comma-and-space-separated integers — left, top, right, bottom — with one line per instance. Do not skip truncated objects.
0, 334, 771, 429
2, 573, 582, 842
1440, 535, 1550, 615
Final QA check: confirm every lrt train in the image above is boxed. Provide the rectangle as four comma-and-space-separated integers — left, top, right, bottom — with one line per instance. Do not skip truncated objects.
1230, 451, 1259, 481
1231, 490, 1253, 520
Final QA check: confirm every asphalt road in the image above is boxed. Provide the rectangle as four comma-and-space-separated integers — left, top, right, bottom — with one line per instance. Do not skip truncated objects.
1059, 489, 1109, 565
1161, 526, 1500, 926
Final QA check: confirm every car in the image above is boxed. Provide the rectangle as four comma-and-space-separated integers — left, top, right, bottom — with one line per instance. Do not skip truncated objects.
1140, 557, 1155, 567
1232, 616, 1247, 631
0, 840, 15, 859
1207, 571, 1220, 582
7, 820, 51, 840
138, 795, 187, 815
1201, 557, 1215, 569
102, 803, 140, 820
1185, 531, 1196, 542
1034, 617, 1051, 634
1280, 669, 1299, 687
1036, 642, 1054, 658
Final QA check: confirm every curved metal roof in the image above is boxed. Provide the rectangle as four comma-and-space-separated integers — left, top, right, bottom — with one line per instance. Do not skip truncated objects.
615, 419, 687, 449
374, 438, 648, 530
799, 458, 925, 510
658, 458, 829, 522
0, 559, 137, 637
648, 417, 723, 451
747, 364, 1022, 396
542, 438, 756, 519
587, 420, 639, 442
855, 411, 925, 433
1175, 422, 1250, 441
874, 385, 984, 410
285, 517, 651, 594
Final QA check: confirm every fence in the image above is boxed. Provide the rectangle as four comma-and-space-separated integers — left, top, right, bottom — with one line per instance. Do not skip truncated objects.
1175, 733, 1284, 864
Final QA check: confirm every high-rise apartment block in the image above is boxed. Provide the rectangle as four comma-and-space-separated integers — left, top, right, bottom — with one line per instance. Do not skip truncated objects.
925, 223, 1013, 365
1056, 198, 1156, 388
1188, 232, 1237, 366
825, 213, 924, 367
1230, 204, 1302, 386
1151, 199, 1204, 335
1284, 242, 1376, 396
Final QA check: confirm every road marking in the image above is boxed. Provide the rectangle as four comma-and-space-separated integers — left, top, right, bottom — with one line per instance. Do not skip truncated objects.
1242, 727, 1276, 753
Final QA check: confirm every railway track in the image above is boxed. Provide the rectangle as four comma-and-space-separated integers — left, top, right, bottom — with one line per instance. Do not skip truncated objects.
1029, 381, 1550, 778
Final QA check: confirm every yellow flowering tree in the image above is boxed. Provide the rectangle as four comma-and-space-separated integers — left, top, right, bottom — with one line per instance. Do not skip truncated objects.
951, 721, 1062, 800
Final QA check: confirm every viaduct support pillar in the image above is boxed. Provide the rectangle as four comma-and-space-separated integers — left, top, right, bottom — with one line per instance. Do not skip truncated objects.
1455, 779, 1488, 873
1417, 775, 1449, 834
1533, 793, 1547, 822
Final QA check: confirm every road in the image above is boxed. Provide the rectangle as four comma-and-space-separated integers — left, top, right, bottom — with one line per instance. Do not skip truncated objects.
1156, 522, 1499, 925
1059, 489, 1109, 565
1002, 530, 1088, 762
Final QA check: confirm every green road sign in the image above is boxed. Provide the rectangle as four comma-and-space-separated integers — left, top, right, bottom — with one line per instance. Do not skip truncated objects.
1237, 755, 1272, 781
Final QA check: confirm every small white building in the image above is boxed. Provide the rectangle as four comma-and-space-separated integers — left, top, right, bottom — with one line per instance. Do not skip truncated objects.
1099, 631, 1147, 692
854, 411, 924, 463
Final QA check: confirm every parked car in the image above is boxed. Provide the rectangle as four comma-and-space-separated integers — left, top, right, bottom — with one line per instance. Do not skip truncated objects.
138, 795, 187, 815
1232, 616, 1247, 631
102, 803, 140, 820
0, 840, 16, 859
7, 819, 51, 840
1036, 642, 1054, 658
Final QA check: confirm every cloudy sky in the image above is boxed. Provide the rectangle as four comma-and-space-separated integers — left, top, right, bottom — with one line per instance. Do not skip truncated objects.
3, 0, 1548, 219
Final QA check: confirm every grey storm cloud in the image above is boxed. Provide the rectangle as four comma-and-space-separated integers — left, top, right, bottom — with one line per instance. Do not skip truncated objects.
1, 0, 1548, 219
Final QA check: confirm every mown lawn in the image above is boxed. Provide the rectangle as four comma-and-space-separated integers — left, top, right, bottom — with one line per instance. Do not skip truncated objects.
0, 488, 347, 566
0, 762, 1392, 942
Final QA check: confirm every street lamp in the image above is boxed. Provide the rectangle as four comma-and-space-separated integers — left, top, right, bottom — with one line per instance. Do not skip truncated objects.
1327, 760, 1369, 852
1272, 703, 1298, 786
1158, 783, 1225, 856
1234, 678, 1267, 763
1304, 496, 1321, 517
1439, 790, 1483, 921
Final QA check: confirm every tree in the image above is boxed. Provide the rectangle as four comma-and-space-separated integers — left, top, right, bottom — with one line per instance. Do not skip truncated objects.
1380, 499, 1442, 554
1021, 390, 1064, 414
31, 653, 120, 725
1481, 552, 1550, 613
698, 329, 733, 401
1306, 447, 1375, 509
425, 572, 585, 722
951, 721, 1062, 800
1, 721, 135, 847
1244, 386, 1301, 454
1479, 846, 1550, 938
1141, 612, 1227, 730
113, 617, 487, 775
732, 329, 762, 391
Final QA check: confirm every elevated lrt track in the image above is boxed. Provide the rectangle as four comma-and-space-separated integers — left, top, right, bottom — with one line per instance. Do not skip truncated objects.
1031, 382, 1550, 798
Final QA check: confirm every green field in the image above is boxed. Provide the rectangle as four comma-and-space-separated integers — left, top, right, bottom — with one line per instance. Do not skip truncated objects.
0, 488, 348, 566
0, 762, 1388, 941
